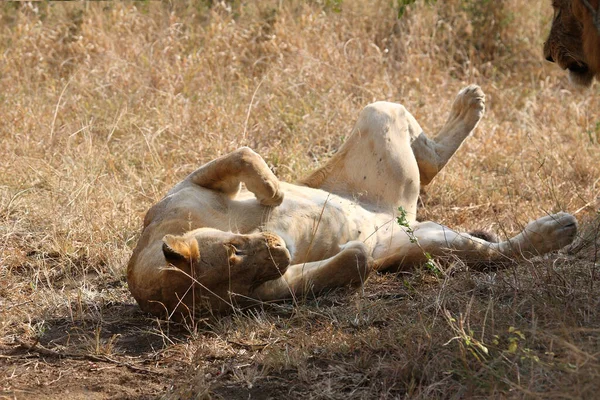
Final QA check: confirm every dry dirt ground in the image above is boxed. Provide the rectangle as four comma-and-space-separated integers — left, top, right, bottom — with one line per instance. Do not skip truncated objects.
1, 1, 599, 399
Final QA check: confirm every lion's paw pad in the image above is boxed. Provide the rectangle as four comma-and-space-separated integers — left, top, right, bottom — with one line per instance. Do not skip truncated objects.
450, 85, 485, 123
522, 212, 578, 254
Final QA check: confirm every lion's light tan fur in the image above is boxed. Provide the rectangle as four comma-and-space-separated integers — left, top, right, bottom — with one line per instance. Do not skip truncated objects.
127, 86, 578, 318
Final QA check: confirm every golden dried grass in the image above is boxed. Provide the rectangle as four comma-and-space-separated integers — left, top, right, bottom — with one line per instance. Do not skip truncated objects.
1, 1, 599, 398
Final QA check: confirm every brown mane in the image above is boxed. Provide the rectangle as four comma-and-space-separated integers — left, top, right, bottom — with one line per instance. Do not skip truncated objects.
544, 0, 600, 86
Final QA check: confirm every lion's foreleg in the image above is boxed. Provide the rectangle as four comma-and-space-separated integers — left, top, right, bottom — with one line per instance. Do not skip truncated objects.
175, 147, 283, 206
251, 241, 372, 301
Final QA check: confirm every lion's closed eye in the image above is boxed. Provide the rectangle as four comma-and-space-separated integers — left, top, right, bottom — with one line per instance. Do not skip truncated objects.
225, 243, 246, 256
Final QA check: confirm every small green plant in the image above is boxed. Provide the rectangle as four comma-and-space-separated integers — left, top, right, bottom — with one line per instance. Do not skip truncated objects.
586, 121, 600, 144
396, 0, 437, 19
397, 207, 442, 276
444, 310, 489, 362
423, 252, 441, 277
312, 0, 343, 13
506, 326, 526, 354
396, 206, 417, 243
325, 0, 343, 13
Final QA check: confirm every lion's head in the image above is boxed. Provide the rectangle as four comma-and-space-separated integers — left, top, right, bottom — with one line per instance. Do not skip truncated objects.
136, 229, 291, 317
544, 0, 600, 86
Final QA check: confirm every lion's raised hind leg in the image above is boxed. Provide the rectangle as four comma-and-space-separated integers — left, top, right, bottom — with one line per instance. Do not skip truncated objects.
301, 101, 422, 217
300, 86, 484, 218
172, 147, 283, 206
412, 85, 485, 185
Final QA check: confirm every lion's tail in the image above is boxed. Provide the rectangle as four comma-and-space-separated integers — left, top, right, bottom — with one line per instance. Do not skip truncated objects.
468, 230, 498, 243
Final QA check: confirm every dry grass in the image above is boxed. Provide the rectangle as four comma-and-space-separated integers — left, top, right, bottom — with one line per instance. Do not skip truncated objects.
1, 0, 599, 399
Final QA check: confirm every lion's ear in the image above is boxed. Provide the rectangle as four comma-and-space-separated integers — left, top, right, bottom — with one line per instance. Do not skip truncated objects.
162, 235, 200, 266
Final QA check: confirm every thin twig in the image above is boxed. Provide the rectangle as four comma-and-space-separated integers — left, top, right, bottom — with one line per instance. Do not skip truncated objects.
49, 76, 73, 142
242, 75, 266, 140
14, 339, 160, 375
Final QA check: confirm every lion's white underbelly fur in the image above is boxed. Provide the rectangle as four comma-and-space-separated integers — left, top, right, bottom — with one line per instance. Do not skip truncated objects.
224, 182, 397, 263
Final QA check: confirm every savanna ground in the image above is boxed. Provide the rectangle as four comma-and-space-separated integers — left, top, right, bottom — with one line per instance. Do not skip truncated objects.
1, 1, 599, 398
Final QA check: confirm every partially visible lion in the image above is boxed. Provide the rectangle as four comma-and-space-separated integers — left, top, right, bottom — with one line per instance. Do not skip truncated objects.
127, 86, 578, 320
544, 0, 600, 86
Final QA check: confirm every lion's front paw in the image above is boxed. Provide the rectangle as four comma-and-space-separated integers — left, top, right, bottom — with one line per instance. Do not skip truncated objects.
449, 85, 485, 128
338, 241, 372, 286
259, 188, 284, 207
520, 212, 578, 256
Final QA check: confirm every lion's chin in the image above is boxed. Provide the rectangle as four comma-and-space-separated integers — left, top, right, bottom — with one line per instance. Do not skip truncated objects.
567, 63, 595, 87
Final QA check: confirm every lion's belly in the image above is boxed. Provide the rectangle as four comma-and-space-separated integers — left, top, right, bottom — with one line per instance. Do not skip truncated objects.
230, 183, 388, 263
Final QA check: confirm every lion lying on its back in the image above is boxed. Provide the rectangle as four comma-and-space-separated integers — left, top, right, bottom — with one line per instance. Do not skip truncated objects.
127, 86, 577, 319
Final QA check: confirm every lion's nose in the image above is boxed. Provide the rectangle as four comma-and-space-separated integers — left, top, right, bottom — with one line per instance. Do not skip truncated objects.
262, 232, 285, 248
543, 41, 554, 63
